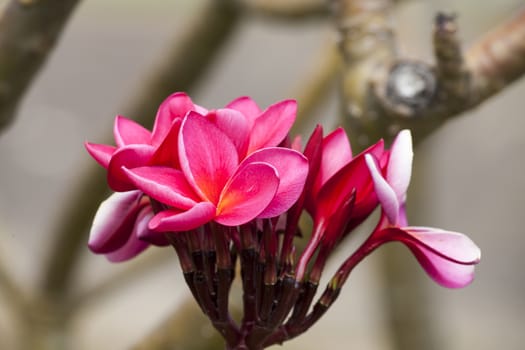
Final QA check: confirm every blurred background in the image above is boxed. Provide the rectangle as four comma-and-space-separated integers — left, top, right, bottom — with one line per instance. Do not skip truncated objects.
0, 0, 523, 349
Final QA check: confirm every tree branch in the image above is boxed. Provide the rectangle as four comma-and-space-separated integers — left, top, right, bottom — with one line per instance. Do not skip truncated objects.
240, 0, 329, 21
0, 0, 82, 131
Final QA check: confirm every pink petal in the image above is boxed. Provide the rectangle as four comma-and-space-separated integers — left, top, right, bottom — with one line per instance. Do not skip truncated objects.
150, 118, 182, 168
225, 96, 261, 127
365, 153, 399, 224
407, 242, 477, 288
179, 112, 239, 204
313, 128, 353, 198
242, 148, 308, 218
107, 145, 155, 191
216, 162, 279, 225
403, 226, 481, 264
303, 125, 324, 214
247, 99, 297, 153
123, 166, 199, 209
315, 140, 384, 222
149, 202, 217, 232
106, 205, 153, 262
114, 115, 151, 147
206, 109, 250, 159
387, 129, 413, 201
85, 142, 116, 169
151, 92, 195, 146
88, 191, 143, 254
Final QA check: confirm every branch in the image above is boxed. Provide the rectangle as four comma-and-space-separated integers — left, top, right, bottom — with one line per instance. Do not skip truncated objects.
338, 6, 525, 148
0, 0, 82, 131
39, 0, 242, 302
240, 0, 329, 21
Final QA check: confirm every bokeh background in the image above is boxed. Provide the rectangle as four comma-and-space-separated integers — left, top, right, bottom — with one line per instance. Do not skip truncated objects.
0, 0, 523, 349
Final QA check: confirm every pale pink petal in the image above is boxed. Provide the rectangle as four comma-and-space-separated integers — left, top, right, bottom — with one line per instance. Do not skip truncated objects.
85, 142, 116, 169
216, 162, 279, 225
107, 145, 155, 191
247, 99, 297, 153
149, 202, 217, 232
106, 205, 153, 262
88, 191, 143, 254
113, 115, 151, 147
225, 96, 261, 127
403, 226, 481, 264
407, 243, 477, 288
313, 128, 353, 197
151, 92, 195, 146
150, 118, 182, 168
206, 109, 250, 158
365, 154, 399, 224
387, 129, 413, 200
123, 166, 199, 209
242, 148, 308, 218
179, 112, 239, 204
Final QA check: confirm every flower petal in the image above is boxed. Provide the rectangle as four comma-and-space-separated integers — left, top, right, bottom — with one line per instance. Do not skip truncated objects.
149, 202, 217, 232
88, 191, 143, 254
247, 99, 297, 153
402, 226, 481, 264
107, 145, 155, 191
225, 96, 261, 127
365, 153, 399, 224
106, 205, 153, 262
242, 148, 308, 218
151, 92, 195, 146
150, 118, 182, 168
387, 129, 413, 201
216, 162, 279, 225
114, 115, 151, 147
206, 109, 250, 159
84, 142, 116, 169
179, 112, 239, 204
123, 166, 199, 209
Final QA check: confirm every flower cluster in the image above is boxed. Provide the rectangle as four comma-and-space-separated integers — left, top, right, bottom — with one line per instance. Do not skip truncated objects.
85, 93, 480, 349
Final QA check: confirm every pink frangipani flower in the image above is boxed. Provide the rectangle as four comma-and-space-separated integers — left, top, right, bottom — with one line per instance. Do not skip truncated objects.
365, 130, 481, 288
124, 113, 308, 232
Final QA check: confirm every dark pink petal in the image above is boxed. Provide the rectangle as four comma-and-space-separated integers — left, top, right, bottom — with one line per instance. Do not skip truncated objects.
106, 205, 153, 262
84, 142, 116, 169
179, 113, 239, 204
387, 129, 413, 200
247, 99, 297, 153
151, 92, 195, 146
242, 148, 308, 218
312, 127, 353, 199
113, 115, 151, 147
206, 109, 250, 158
315, 140, 384, 222
216, 162, 279, 225
303, 125, 324, 214
149, 202, 217, 232
150, 118, 182, 168
88, 191, 143, 254
225, 96, 261, 127
107, 145, 155, 191
123, 166, 199, 209
365, 153, 399, 224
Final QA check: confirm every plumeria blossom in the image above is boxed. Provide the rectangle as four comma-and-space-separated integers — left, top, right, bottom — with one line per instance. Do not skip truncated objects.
85, 93, 481, 349
124, 112, 308, 232
365, 130, 481, 288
